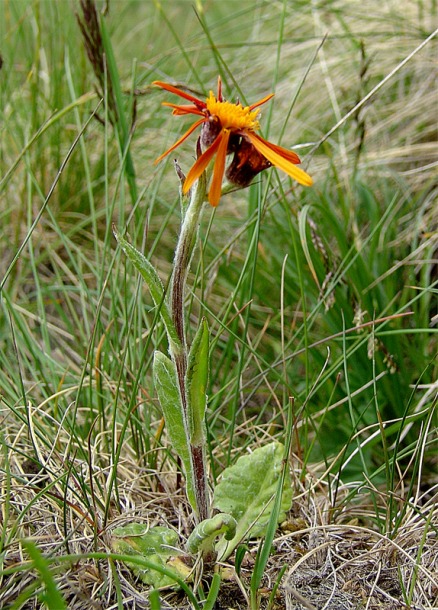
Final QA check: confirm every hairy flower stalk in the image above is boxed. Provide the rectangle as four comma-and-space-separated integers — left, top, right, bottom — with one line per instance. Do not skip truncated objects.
170, 166, 210, 522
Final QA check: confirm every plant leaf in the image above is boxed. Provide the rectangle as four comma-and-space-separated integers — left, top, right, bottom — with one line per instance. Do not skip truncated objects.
153, 350, 195, 509
186, 317, 209, 445
113, 229, 181, 353
213, 441, 292, 560
111, 524, 191, 587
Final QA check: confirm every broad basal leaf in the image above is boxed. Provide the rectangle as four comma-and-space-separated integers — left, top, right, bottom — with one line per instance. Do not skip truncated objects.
111, 524, 191, 588
213, 441, 292, 560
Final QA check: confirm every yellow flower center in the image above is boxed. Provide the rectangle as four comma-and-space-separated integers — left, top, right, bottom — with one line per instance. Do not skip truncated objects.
205, 92, 260, 131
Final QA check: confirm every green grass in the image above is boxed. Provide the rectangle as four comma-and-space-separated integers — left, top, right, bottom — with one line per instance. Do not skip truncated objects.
1, 0, 437, 608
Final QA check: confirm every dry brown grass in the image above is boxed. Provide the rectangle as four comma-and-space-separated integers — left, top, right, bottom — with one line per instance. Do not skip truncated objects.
1, 414, 437, 608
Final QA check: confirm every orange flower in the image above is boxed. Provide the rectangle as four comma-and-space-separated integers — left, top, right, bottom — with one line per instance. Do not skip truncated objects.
154, 77, 313, 207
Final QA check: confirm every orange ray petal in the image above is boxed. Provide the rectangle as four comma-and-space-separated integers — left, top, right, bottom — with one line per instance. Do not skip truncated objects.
249, 92, 275, 110
208, 128, 230, 207
162, 102, 205, 117
154, 117, 207, 165
247, 132, 301, 164
153, 81, 206, 107
183, 132, 224, 194
246, 133, 313, 186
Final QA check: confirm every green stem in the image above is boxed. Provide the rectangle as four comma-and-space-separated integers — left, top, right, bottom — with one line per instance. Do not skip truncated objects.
169, 169, 209, 522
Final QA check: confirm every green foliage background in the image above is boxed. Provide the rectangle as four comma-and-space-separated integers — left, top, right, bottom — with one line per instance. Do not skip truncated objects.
1, 0, 436, 534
